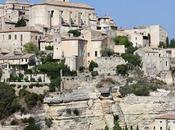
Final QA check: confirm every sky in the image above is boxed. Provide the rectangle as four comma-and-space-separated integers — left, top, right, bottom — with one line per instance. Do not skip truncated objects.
70, 0, 175, 38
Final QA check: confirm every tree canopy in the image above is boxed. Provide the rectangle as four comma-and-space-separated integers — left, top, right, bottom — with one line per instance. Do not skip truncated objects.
0, 83, 21, 119
23, 42, 39, 54
113, 36, 133, 47
15, 18, 26, 27
68, 30, 81, 37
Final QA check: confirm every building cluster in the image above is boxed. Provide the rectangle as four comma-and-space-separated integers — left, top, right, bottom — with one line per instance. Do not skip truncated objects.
0, 0, 169, 71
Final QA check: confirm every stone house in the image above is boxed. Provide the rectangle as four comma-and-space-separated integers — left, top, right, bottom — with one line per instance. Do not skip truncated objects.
53, 37, 87, 70
29, 0, 97, 33
118, 25, 168, 48
154, 114, 175, 130
0, 52, 36, 82
0, 26, 43, 52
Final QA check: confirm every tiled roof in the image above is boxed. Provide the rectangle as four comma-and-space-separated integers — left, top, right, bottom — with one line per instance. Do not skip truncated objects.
0, 27, 42, 33
32, 0, 94, 10
0, 53, 34, 60
156, 114, 175, 120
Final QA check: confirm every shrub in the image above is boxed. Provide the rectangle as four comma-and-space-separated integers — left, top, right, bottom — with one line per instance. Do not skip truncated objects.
45, 45, 53, 50
24, 123, 41, 130
121, 54, 141, 67
10, 120, 18, 125
89, 61, 98, 72
116, 64, 128, 75
15, 18, 26, 27
119, 82, 158, 97
0, 83, 21, 120
68, 30, 81, 37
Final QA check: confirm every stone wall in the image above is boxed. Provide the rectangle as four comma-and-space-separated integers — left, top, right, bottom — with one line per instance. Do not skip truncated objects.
94, 56, 126, 75
119, 95, 175, 130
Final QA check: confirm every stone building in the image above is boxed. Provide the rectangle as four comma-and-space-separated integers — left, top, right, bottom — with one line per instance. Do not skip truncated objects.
0, 52, 36, 82
154, 113, 175, 130
0, 26, 42, 52
0, 0, 30, 29
97, 16, 117, 34
29, 0, 97, 33
118, 25, 168, 48
135, 48, 175, 84
53, 37, 87, 70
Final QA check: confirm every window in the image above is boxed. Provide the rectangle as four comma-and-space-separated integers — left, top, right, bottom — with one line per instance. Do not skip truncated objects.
160, 121, 162, 123
20, 34, 23, 41
35, 36, 37, 40
8, 34, 11, 40
160, 127, 162, 130
14, 34, 17, 39
26, 59, 27, 62
166, 61, 168, 66
95, 51, 98, 57
88, 53, 90, 57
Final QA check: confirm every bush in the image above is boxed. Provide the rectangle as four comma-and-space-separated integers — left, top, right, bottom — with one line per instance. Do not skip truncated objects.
122, 54, 141, 67
15, 18, 26, 27
24, 124, 41, 130
105, 126, 109, 130
119, 82, 158, 96
116, 64, 128, 75
68, 30, 81, 37
45, 45, 53, 50
10, 120, 18, 125
0, 83, 21, 120
89, 61, 98, 72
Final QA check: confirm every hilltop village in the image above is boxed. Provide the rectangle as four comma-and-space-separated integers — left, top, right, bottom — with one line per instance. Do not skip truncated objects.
0, 0, 175, 130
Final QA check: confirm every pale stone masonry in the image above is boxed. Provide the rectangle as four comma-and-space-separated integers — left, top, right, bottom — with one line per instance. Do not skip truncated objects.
118, 25, 168, 48
0, 27, 42, 52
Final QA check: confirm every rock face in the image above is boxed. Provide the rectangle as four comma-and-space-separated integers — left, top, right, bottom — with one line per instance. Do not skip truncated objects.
44, 85, 118, 130
119, 95, 175, 130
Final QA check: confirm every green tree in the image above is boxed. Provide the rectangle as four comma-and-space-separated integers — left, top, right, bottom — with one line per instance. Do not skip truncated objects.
89, 61, 98, 72
68, 30, 81, 37
0, 83, 21, 119
23, 42, 39, 54
113, 36, 132, 47
166, 37, 169, 48
158, 42, 166, 48
116, 64, 128, 75
15, 18, 26, 27
121, 54, 141, 67
169, 38, 175, 48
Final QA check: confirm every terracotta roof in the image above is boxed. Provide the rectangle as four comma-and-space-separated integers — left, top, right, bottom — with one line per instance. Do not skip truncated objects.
0, 53, 34, 60
32, 0, 94, 10
0, 27, 42, 33
156, 114, 175, 120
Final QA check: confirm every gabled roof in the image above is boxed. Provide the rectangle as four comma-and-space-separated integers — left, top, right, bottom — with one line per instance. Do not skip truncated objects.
0, 26, 42, 33
32, 0, 94, 10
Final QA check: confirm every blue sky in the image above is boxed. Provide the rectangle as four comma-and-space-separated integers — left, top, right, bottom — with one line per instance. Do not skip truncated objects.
71, 0, 175, 38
